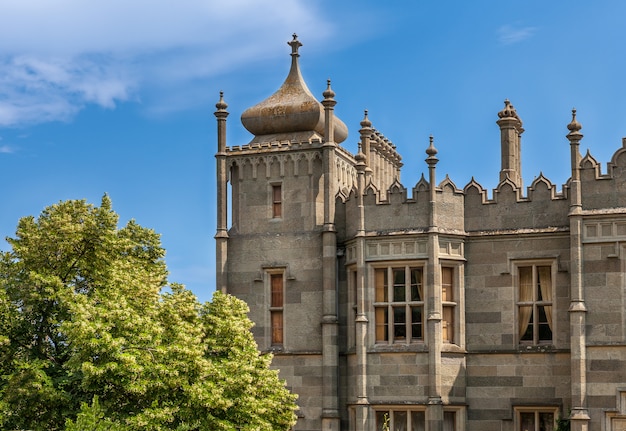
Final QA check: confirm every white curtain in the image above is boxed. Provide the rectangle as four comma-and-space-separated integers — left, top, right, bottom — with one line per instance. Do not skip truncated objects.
518, 267, 533, 338
538, 266, 553, 331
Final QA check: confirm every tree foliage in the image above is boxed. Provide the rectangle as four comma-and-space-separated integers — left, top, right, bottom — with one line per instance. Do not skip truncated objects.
0, 196, 297, 430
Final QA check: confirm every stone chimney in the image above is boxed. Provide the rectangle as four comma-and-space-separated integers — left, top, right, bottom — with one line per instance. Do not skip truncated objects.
497, 99, 524, 187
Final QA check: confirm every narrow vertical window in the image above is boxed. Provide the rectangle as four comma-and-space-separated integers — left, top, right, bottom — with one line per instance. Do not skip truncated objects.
441, 267, 456, 343
272, 184, 282, 218
270, 273, 283, 345
518, 264, 553, 344
374, 265, 424, 344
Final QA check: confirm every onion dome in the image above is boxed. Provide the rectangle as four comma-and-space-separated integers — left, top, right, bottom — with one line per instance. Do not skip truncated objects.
241, 34, 348, 144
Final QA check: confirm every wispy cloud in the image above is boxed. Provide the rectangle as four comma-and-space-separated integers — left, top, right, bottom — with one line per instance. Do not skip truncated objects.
0, 145, 14, 154
497, 24, 536, 45
0, 0, 334, 127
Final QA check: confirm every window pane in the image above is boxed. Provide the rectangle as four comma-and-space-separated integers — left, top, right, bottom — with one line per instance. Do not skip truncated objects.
538, 306, 553, 342
520, 305, 534, 341
442, 267, 453, 302
537, 266, 551, 301
375, 307, 388, 342
376, 411, 390, 431
271, 274, 283, 307
443, 411, 455, 431
519, 267, 533, 302
393, 307, 406, 340
539, 413, 554, 431
520, 412, 535, 431
271, 311, 283, 345
443, 306, 454, 343
411, 411, 425, 431
375, 269, 387, 302
393, 411, 407, 431
410, 268, 423, 301
272, 185, 281, 218
393, 268, 405, 302
411, 306, 423, 340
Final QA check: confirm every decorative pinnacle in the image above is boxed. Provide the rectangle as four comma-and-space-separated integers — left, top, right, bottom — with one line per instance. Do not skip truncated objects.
567, 108, 582, 133
360, 110, 372, 128
323, 79, 335, 100
288, 33, 302, 57
497, 99, 520, 120
426, 135, 439, 165
215, 91, 228, 111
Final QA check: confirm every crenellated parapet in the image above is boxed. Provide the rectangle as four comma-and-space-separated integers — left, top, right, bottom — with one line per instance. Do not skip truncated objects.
464, 174, 570, 233
579, 137, 626, 210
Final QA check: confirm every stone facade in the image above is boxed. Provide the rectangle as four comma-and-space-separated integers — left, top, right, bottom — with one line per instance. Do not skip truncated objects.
214, 35, 626, 431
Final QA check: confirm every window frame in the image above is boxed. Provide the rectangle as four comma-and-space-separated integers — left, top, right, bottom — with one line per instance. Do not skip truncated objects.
267, 269, 285, 347
372, 406, 464, 431
441, 265, 457, 344
270, 183, 282, 219
514, 261, 556, 346
374, 407, 426, 431
373, 263, 425, 345
514, 406, 558, 431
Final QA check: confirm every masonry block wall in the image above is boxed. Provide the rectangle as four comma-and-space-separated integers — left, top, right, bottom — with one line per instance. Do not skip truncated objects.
215, 36, 626, 431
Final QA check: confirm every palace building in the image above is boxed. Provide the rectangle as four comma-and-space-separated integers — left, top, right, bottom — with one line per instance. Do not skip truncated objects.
214, 35, 626, 431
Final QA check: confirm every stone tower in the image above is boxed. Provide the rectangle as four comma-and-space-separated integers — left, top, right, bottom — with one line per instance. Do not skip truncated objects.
214, 34, 348, 431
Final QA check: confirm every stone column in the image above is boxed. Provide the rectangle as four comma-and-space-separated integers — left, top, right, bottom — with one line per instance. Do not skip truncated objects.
321, 81, 340, 431
426, 137, 443, 431
214, 92, 229, 294
354, 146, 370, 430
566, 110, 590, 431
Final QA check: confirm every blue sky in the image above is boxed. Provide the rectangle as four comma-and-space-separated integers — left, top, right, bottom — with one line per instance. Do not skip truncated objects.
1, 1, 626, 303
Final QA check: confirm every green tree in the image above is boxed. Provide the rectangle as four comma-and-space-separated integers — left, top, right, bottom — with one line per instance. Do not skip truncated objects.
0, 196, 297, 431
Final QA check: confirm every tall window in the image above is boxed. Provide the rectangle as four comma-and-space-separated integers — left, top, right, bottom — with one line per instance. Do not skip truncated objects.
374, 266, 424, 344
270, 273, 283, 345
517, 264, 553, 344
516, 408, 556, 431
376, 409, 425, 431
272, 184, 282, 218
441, 267, 456, 343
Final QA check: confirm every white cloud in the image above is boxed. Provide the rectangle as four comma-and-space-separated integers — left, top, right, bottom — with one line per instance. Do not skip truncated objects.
0, 0, 335, 126
0, 145, 14, 154
498, 24, 536, 45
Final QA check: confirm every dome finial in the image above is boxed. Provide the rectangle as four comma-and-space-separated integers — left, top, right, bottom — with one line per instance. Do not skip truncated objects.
360, 109, 372, 128
323, 79, 336, 100
215, 91, 228, 111
567, 108, 583, 142
567, 108, 582, 133
426, 134, 439, 165
288, 33, 302, 57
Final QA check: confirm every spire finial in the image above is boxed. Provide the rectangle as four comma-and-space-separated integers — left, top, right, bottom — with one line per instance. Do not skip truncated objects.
288, 33, 302, 57
323, 78, 335, 100
426, 134, 439, 165
567, 108, 582, 133
215, 91, 228, 111
360, 109, 372, 128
